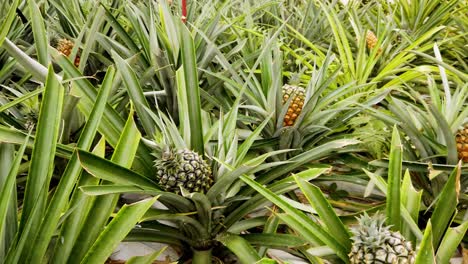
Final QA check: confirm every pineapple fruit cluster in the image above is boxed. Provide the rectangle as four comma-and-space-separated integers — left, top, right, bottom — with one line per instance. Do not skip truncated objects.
365, 30, 382, 55
282, 84, 305, 126
349, 213, 415, 264
155, 148, 213, 194
456, 124, 468, 162
56, 38, 81, 67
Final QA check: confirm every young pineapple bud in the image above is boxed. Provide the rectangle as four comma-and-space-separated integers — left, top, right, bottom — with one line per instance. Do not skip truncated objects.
56, 38, 81, 67
456, 124, 468, 162
155, 148, 213, 194
282, 84, 305, 127
349, 213, 415, 264
365, 30, 382, 55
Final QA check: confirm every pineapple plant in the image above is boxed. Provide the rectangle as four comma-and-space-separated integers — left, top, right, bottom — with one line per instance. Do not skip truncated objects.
154, 147, 213, 194
349, 213, 415, 264
282, 84, 305, 127
456, 124, 468, 162
56, 38, 81, 67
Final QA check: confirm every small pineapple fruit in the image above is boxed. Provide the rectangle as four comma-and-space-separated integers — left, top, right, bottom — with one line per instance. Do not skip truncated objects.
154, 148, 213, 194
349, 213, 415, 264
282, 84, 305, 126
456, 124, 468, 162
24, 110, 39, 131
365, 30, 382, 55
56, 38, 81, 67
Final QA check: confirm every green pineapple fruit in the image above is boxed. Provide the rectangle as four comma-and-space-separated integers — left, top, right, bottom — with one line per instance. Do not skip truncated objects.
349, 213, 415, 264
24, 109, 39, 131
154, 148, 213, 194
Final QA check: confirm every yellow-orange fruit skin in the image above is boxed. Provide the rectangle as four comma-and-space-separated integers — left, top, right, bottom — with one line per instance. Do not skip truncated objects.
282, 84, 305, 127
365, 30, 382, 55
456, 125, 468, 162
56, 38, 80, 67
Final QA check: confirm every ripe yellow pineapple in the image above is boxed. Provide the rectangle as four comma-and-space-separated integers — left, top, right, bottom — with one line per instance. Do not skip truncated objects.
365, 30, 382, 55
56, 38, 81, 67
282, 84, 305, 126
456, 124, 468, 162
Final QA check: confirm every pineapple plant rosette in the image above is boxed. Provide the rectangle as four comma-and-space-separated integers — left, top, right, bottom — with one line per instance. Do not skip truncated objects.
71, 14, 315, 262
241, 126, 468, 263
77, 105, 302, 263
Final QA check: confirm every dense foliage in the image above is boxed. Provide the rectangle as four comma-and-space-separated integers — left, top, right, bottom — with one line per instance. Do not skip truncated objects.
0, 0, 467, 263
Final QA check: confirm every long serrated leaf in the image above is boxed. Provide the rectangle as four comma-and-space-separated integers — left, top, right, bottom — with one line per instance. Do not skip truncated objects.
236, 113, 272, 166
0, 126, 73, 158
4, 182, 48, 264
240, 175, 349, 262
363, 169, 423, 240
241, 234, 307, 248
0, 0, 19, 48
80, 197, 159, 264
28, 0, 49, 66
249, 139, 360, 190
4, 37, 153, 175
222, 167, 330, 231
70, 114, 144, 263
77, 150, 158, 189
436, 221, 468, 263
429, 105, 458, 164
258, 210, 279, 257
2, 38, 52, 82
218, 233, 261, 264
51, 138, 107, 263
178, 21, 204, 155
28, 67, 116, 263
0, 88, 44, 113
0, 137, 28, 259
80, 185, 150, 196
401, 170, 422, 243
52, 49, 153, 175
275, 213, 322, 247
183, 192, 211, 232
295, 176, 351, 251
19, 66, 64, 249
112, 51, 155, 136
387, 125, 402, 230
431, 162, 461, 248
415, 221, 436, 264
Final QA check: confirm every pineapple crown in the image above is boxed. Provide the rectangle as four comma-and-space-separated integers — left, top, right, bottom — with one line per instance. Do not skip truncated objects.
289, 72, 302, 86
349, 212, 416, 264
351, 212, 392, 248
157, 147, 179, 170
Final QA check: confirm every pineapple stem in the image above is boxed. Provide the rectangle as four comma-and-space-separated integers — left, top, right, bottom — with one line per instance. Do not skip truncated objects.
192, 248, 212, 264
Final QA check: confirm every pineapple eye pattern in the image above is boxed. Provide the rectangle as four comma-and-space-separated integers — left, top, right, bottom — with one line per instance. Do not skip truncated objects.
56, 38, 81, 67
155, 149, 213, 194
456, 124, 468, 162
282, 84, 305, 127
